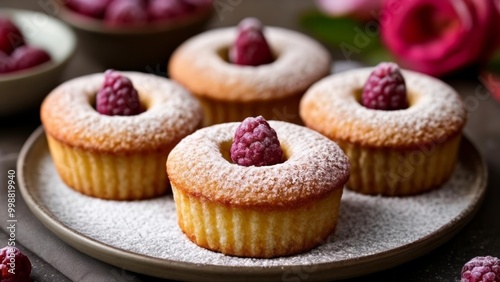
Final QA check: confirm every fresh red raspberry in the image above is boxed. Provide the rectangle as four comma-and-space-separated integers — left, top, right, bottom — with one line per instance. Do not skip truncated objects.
0, 246, 32, 282
230, 116, 283, 167
66, 0, 111, 19
361, 62, 408, 111
147, 0, 195, 22
229, 18, 274, 66
10, 45, 51, 72
462, 256, 500, 282
96, 69, 141, 116
0, 17, 25, 55
104, 0, 148, 27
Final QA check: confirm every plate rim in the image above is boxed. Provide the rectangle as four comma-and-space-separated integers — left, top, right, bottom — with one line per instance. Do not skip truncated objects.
18, 126, 488, 281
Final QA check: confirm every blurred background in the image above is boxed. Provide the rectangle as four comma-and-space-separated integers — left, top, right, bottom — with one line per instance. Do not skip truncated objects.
1, 0, 500, 281
3, 0, 500, 117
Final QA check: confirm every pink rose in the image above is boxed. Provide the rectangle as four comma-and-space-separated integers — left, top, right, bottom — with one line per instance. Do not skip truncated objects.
381, 0, 497, 77
316, 0, 382, 21
494, 0, 500, 46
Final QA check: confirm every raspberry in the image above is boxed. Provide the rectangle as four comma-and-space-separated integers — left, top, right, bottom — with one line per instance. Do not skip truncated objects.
361, 62, 408, 111
10, 46, 51, 72
104, 0, 148, 27
66, 0, 111, 19
229, 18, 274, 66
96, 69, 141, 116
230, 116, 283, 167
147, 0, 195, 22
462, 256, 500, 282
0, 17, 25, 55
0, 246, 32, 282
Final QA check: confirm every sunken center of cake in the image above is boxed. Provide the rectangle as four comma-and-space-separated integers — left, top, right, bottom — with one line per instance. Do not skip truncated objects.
216, 46, 279, 64
353, 88, 422, 108
90, 91, 152, 114
219, 138, 291, 164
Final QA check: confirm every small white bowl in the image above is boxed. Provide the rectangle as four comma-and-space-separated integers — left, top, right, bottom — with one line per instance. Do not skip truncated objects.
0, 9, 76, 115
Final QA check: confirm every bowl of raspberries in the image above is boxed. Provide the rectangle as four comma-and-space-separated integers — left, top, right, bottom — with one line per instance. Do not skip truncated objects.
58, 0, 213, 70
0, 9, 76, 115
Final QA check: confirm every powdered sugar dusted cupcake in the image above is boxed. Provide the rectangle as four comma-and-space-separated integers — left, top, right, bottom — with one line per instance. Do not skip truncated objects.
300, 63, 467, 196
169, 18, 331, 126
167, 117, 350, 257
41, 70, 202, 200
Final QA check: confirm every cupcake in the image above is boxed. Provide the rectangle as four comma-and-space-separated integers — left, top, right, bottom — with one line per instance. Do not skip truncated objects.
41, 70, 203, 200
300, 62, 467, 196
167, 116, 350, 258
168, 18, 331, 126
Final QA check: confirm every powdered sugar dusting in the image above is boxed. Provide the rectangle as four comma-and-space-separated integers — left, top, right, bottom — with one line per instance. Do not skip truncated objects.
24, 133, 483, 269
167, 121, 350, 207
41, 72, 203, 152
170, 27, 331, 101
300, 68, 467, 147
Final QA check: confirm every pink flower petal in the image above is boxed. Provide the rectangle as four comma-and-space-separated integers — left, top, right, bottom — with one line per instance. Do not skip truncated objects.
381, 0, 496, 76
316, 0, 382, 20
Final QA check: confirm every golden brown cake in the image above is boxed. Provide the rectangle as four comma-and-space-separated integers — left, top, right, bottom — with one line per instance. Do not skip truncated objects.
166, 120, 350, 258
300, 67, 467, 196
168, 19, 331, 126
41, 72, 203, 200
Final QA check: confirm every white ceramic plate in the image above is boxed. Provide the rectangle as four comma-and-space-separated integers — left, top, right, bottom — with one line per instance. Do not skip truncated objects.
18, 127, 487, 281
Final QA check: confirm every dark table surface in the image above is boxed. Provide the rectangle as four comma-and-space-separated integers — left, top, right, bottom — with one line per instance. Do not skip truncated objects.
1, 1, 500, 281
